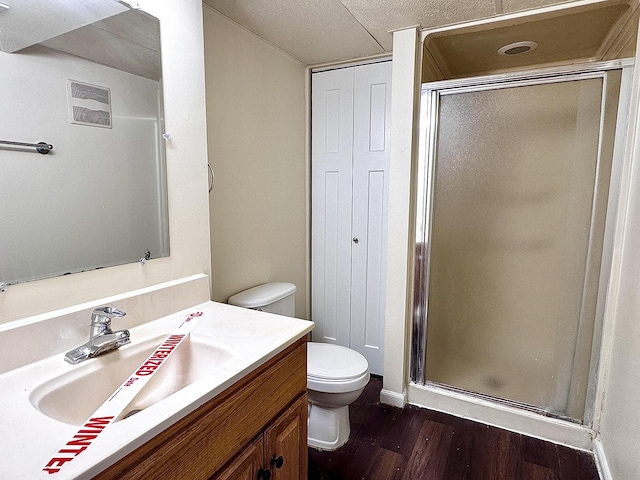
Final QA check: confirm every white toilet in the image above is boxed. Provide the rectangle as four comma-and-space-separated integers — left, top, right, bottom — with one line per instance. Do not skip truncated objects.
228, 282, 370, 451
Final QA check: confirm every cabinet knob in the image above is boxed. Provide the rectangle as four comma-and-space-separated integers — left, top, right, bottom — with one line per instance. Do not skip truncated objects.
352, 237, 359, 244
257, 468, 271, 480
271, 455, 284, 469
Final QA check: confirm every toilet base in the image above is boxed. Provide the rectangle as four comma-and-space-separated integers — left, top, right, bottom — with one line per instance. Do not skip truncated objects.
307, 402, 351, 451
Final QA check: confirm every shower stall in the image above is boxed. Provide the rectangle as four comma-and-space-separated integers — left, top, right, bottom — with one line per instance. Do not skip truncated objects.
411, 61, 632, 423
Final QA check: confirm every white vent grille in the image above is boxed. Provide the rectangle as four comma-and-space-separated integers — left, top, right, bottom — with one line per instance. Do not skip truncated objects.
67, 80, 112, 128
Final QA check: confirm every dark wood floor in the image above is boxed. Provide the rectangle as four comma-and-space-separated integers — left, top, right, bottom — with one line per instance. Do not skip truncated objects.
308, 376, 600, 480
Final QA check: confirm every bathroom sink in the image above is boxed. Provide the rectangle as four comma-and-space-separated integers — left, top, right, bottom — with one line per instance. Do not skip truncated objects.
29, 334, 235, 426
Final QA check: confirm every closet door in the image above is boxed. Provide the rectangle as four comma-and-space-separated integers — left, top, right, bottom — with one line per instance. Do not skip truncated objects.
350, 63, 392, 376
311, 62, 391, 376
311, 68, 354, 347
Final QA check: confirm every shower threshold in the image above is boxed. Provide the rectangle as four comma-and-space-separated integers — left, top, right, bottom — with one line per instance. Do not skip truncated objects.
421, 380, 582, 425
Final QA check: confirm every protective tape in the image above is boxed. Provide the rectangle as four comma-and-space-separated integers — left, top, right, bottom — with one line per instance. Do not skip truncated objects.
42, 311, 203, 476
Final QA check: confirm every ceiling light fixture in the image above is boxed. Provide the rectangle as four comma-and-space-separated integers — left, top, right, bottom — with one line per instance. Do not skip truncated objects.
498, 41, 538, 56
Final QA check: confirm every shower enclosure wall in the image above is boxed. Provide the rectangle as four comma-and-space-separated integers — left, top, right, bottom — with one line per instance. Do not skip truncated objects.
411, 61, 632, 423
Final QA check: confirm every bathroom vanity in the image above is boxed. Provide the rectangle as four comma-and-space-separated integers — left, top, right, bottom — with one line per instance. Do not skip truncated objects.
0, 278, 313, 480
94, 338, 308, 480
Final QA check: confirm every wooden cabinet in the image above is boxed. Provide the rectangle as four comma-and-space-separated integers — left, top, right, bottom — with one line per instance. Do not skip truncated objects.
214, 394, 307, 480
214, 436, 264, 480
93, 338, 307, 480
265, 395, 307, 480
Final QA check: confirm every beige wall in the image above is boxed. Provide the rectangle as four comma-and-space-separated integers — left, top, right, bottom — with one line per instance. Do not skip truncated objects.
599, 155, 640, 479
597, 26, 640, 479
381, 27, 422, 407
0, 0, 210, 324
203, 7, 308, 318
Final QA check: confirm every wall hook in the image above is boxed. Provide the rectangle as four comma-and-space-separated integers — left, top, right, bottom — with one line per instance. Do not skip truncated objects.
139, 250, 151, 266
208, 163, 215, 193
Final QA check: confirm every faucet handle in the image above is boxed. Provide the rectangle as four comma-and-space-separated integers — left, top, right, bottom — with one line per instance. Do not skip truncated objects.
92, 306, 126, 320
90, 307, 126, 336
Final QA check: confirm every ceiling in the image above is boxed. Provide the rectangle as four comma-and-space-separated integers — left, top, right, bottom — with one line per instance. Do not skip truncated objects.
2, 1, 634, 80
0, 0, 128, 53
201, 0, 630, 66
40, 10, 161, 80
0, 2, 161, 81
425, 1, 638, 80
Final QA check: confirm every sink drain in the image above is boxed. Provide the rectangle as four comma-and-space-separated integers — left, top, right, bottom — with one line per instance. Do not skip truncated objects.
123, 408, 143, 419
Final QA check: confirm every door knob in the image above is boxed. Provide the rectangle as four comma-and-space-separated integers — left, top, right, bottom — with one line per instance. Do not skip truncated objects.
257, 468, 271, 480
352, 237, 359, 244
271, 455, 284, 469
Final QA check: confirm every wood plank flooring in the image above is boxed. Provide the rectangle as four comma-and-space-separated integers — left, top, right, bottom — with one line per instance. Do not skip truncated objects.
308, 376, 600, 480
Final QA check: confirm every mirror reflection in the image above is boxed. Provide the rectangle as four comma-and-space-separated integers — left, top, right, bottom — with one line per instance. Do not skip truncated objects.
0, 2, 169, 285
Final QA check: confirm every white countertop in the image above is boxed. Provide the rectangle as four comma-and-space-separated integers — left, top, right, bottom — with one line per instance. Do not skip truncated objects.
0, 301, 313, 480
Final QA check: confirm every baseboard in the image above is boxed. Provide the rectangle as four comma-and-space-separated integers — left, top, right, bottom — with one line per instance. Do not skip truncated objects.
380, 388, 407, 408
594, 438, 612, 480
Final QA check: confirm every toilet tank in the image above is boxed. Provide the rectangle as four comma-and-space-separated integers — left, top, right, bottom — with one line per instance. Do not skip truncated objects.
228, 282, 297, 317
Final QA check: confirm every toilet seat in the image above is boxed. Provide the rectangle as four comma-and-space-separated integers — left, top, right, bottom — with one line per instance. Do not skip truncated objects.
307, 343, 370, 393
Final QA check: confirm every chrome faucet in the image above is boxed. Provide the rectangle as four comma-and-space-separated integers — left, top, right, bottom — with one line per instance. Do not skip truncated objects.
64, 307, 131, 364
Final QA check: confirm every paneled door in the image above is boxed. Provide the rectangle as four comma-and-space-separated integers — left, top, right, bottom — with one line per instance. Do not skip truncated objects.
311, 61, 392, 375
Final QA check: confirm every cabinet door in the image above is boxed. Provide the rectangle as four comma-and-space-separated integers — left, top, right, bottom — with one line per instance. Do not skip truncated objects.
264, 394, 308, 480
212, 436, 264, 480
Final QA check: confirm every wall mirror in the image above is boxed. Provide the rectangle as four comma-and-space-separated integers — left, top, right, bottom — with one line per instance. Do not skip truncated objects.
0, 1, 169, 286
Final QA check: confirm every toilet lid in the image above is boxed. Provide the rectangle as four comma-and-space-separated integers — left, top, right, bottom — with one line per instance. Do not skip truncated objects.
307, 343, 368, 381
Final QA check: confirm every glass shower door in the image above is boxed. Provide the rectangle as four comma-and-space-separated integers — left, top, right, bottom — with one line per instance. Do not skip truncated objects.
415, 72, 621, 421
